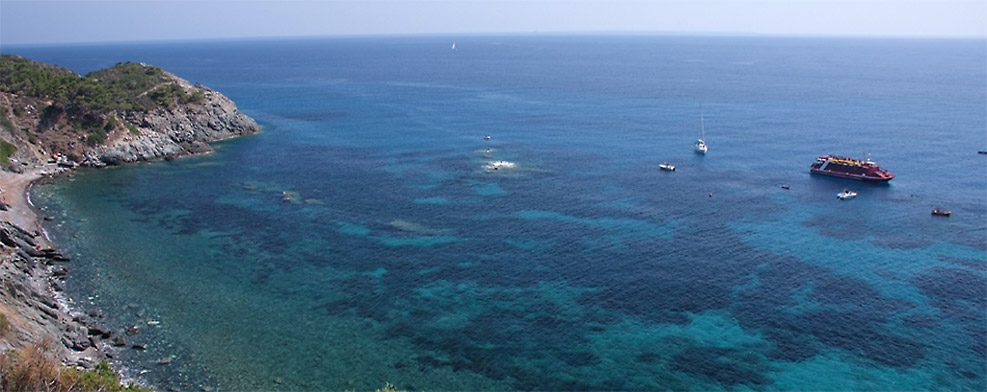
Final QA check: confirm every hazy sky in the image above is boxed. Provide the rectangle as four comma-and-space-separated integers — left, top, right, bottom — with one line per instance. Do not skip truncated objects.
1, 0, 984, 45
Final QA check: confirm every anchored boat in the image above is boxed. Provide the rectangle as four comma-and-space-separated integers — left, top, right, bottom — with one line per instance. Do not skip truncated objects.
810, 155, 894, 182
837, 189, 857, 200
694, 107, 708, 155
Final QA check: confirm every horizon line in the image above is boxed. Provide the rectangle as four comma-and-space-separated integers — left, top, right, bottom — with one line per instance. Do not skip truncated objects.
3, 30, 986, 47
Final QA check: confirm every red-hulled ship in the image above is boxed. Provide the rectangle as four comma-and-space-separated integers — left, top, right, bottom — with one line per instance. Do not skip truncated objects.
809, 155, 894, 182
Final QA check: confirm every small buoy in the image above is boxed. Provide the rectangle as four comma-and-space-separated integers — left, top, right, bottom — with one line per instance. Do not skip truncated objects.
708, 192, 713, 198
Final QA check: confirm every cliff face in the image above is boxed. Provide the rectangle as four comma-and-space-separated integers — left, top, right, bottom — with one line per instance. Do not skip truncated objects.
0, 222, 102, 367
94, 76, 260, 165
0, 55, 261, 168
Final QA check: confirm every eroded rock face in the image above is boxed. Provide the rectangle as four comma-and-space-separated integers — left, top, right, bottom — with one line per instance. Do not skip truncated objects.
93, 75, 260, 165
0, 65, 260, 168
0, 221, 104, 367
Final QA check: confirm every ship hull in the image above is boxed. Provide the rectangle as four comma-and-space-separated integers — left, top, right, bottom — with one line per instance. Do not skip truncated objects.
810, 168, 894, 182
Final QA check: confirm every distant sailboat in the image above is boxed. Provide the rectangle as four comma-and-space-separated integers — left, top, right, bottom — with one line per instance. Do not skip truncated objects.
694, 106, 708, 155
451, 42, 456, 51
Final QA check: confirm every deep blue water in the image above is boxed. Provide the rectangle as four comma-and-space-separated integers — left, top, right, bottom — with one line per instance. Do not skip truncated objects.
8, 35, 987, 391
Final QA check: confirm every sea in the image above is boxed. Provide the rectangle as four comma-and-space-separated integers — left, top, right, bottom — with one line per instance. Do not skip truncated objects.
7, 35, 986, 391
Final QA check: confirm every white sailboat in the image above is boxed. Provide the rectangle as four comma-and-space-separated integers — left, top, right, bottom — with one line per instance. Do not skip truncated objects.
694, 107, 708, 155
451, 42, 456, 51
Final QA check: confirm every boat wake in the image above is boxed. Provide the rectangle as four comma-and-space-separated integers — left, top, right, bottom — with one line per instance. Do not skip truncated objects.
484, 160, 516, 171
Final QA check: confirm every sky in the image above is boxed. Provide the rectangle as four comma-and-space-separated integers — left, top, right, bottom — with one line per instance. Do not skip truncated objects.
1, 0, 984, 45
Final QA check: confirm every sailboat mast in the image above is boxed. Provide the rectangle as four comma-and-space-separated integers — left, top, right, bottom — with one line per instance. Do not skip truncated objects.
700, 106, 705, 141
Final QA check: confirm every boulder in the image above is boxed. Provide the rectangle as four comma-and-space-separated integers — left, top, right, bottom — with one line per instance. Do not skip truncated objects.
109, 331, 129, 347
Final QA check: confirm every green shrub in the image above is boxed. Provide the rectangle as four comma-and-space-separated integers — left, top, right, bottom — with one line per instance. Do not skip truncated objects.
0, 139, 17, 165
180, 90, 204, 104
0, 313, 9, 338
39, 104, 62, 128
104, 116, 118, 131
125, 122, 140, 136
0, 106, 14, 132
87, 128, 107, 145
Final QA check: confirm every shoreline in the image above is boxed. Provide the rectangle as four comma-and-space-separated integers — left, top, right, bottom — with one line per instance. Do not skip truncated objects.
0, 164, 107, 366
0, 55, 262, 385
0, 165, 58, 240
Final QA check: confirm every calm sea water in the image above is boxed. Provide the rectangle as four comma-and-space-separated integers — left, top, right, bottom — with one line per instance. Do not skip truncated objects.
10, 35, 987, 391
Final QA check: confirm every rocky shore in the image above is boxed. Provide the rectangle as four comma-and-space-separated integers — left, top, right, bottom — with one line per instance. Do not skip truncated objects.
0, 216, 108, 368
0, 59, 260, 373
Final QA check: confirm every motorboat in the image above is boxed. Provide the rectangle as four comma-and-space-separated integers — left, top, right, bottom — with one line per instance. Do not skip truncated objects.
659, 162, 675, 171
837, 189, 857, 200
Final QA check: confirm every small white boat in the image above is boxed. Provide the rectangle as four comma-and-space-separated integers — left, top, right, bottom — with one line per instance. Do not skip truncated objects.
694, 106, 708, 155
485, 160, 516, 171
659, 162, 676, 171
837, 189, 857, 200
694, 139, 707, 154
452, 42, 457, 51
484, 135, 491, 140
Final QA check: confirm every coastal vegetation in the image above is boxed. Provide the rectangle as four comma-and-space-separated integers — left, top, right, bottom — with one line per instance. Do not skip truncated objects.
0, 313, 9, 338
0, 55, 179, 115
0, 106, 15, 132
0, 54, 259, 166
0, 139, 17, 165
0, 340, 151, 392
0, 54, 209, 151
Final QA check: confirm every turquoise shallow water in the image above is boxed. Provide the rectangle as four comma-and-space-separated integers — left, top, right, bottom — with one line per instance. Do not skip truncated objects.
13, 35, 987, 390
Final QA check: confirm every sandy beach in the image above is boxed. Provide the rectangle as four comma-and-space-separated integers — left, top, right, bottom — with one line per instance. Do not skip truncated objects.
0, 165, 64, 244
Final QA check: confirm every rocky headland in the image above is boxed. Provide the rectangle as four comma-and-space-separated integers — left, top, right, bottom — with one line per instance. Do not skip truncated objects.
0, 54, 260, 372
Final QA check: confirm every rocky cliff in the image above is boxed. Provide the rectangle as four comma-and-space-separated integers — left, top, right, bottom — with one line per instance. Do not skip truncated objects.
0, 221, 104, 367
0, 54, 261, 169
93, 78, 259, 165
